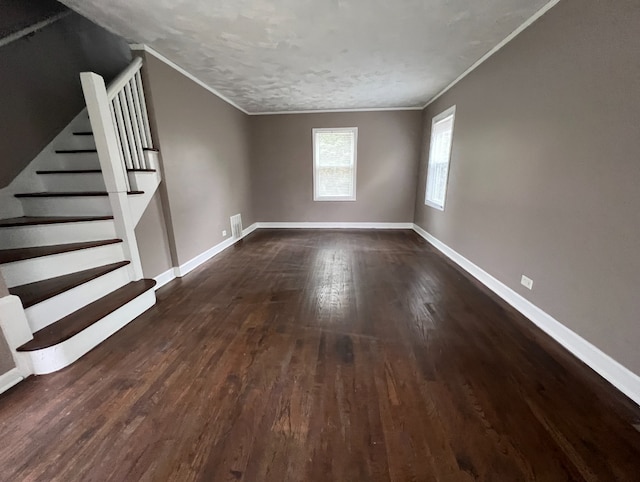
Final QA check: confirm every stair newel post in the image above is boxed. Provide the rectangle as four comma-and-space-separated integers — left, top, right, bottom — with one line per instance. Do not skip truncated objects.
80, 72, 144, 281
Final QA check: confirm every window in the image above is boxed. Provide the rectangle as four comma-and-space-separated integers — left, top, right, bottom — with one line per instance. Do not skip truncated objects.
313, 127, 357, 201
425, 106, 456, 210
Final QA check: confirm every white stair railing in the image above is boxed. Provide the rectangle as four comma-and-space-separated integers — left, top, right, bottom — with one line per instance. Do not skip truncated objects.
80, 57, 156, 280
105, 57, 155, 174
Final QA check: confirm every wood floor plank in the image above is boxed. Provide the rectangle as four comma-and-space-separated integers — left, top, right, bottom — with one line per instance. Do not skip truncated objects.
0, 229, 639, 481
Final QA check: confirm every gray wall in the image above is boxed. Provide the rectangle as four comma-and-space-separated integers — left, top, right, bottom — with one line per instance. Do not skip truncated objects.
0, 331, 14, 375
0, 275, 7, 297
135, 192, 173, 279
251, 111, 422, 223
0, 8, 131, 187
414, 0, 640, 374
0, 0, 65, 37
0, 274, 15, 374
138, 52, 255, 267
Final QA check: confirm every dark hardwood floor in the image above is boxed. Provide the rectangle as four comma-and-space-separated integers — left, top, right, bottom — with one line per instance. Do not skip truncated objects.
1, 230, 639, 481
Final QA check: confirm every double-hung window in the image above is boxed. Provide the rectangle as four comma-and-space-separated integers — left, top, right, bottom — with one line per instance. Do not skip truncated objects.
313, 127, 358, 201
425, 106, 456, 210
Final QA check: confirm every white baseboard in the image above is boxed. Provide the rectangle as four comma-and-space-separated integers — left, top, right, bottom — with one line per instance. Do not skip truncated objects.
169, 221, 410, 279
242, 222, 259, 237
256, 222, 413, 229
173, 223, 259, 278
412, 223, 640, 407
0, 368, 24, 396
153, 268, 176, 290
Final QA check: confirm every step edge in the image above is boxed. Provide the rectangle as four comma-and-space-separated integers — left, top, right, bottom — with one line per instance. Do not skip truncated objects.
36, 169, 156, 174
0, 216, 114, 228
18, 279, 156, 351
0, 239, 123, 265
15, 191, 144, 197
10, 260, 131, 309
55, 149, 97, 153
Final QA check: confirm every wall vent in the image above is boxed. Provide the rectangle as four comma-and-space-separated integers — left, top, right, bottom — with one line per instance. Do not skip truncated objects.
230, 214, 243, 239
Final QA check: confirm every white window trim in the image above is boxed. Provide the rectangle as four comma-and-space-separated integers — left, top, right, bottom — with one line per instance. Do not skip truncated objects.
312, 127, 358, 202
425, 105, 456, 211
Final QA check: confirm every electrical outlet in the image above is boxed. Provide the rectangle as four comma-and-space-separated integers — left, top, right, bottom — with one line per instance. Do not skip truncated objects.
521, 275, 534, 290
222, 230, 227, 237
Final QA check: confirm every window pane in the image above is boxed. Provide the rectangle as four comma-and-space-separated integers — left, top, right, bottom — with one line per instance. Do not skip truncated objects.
314, 129, 356, 200
317, 166, 353, 197
317, 132, 354, 168
426, 109, 455, 209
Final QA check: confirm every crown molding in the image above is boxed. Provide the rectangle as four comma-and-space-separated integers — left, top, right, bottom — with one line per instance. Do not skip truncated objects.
129, 43, 250, 115
422, 0, 562, 109
133, 0, 560, 118
250, 106, 423, 115
130, 44, 424, 116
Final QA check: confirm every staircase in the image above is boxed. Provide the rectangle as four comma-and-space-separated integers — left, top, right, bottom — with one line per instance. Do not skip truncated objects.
0, 58, 161, 375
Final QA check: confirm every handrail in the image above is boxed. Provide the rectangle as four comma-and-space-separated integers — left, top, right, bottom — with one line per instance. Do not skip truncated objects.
106, 57, 143, 100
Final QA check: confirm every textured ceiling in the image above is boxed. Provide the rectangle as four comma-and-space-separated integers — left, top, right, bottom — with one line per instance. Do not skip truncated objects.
59, 0, 550, 113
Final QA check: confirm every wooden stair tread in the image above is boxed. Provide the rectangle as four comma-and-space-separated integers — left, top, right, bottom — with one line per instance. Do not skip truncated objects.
55, 149, 97, 154
73, 132, 93, 135
37, 170, 103, 174
17, 279, 156, 352
9, 261, 130, 308
0, 216, 113, 228
36, 169, 156, 174
15, 191, 144, 197
0, 239, 122, 264
56, 148, 156, 153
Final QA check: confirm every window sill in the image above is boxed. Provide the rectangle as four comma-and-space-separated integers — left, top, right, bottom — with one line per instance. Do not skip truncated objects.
425, 200, 445, 211
314, 197, 357, 202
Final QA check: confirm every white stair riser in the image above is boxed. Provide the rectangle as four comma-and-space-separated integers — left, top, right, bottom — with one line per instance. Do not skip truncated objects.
40, 173, 106, 192
25, 266, 131, 332
24, 288, 156, 375
1, 243, 125, 288
70, 117, 92, 132
54, 136, 96, 151
0, 220, 117, 249
55, 152, 101, 170
20, 196, 112, 217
